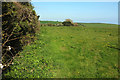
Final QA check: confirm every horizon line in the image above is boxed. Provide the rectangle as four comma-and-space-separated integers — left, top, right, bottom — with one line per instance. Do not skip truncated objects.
40, 20, 118, 25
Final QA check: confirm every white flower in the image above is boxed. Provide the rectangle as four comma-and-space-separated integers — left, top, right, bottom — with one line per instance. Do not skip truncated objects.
0, 64, 4, 69
7, 46, 11, 51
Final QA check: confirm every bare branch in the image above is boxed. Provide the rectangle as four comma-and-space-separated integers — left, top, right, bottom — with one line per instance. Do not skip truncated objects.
2, 33, 13, 47
9, 50, 14, 57
2, 50, 8, 59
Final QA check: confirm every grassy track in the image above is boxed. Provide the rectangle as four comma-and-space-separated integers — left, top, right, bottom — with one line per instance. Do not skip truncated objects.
3, 24, 118, 78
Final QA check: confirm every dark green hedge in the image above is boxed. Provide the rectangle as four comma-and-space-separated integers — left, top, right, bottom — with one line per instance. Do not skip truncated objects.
2, 2, 40, 66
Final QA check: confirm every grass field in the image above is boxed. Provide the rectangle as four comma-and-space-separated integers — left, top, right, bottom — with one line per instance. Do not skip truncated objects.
40, 21, 62, 24
3, 23, 118, 78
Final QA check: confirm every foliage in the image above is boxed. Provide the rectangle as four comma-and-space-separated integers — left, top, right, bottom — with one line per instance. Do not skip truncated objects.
40, 21, 63, 27
62, 19, 74, 26
40, 21, 61, 24
3, 23, 118, 78
65, 19, 73, 23
40, 20, 80, 27
2, 2, 40, 68
73, 23, 78, 26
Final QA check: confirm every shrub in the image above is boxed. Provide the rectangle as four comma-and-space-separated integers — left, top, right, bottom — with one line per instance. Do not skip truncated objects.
47, 23, 53, 26
62, 19, 74, 26
56, 23, 63, 26
2, 2, 39, 67
73, 23, 78, 26
65, 19, 73, 23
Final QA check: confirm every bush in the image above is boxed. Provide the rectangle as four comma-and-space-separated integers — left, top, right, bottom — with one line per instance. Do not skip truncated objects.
73, 23, 78, 26
56, 23, 63, 26
62, 19, 74, 26
2, 2, 39, 67
47, 23, 54, 26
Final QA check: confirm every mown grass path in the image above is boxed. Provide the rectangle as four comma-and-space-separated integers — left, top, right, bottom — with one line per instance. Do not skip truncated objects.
3, 24, 118, 78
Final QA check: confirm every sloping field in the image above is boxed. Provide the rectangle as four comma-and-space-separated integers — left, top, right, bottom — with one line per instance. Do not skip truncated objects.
3, 23, 118, 78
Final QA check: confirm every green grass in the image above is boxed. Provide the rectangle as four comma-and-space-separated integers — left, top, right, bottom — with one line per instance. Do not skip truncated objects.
40, 21, 62, 24
3, 23, 118, 78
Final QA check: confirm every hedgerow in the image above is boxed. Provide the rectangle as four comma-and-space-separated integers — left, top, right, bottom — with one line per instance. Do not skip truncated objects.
2, 2, 40, 68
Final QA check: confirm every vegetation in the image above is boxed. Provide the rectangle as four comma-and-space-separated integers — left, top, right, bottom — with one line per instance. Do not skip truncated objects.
40, 21, 61, 24
40, 21, 63, 27
1, 2, 118, 78
62, 19, 74, 26
40, 20, 80, 27
3, 23, 118, 78
2, 2, 39, 69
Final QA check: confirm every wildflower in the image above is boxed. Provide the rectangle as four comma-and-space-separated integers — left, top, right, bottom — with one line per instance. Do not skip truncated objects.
12, 62, 14, 65
0, 64, 4, 69
7, 46, 11, 51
